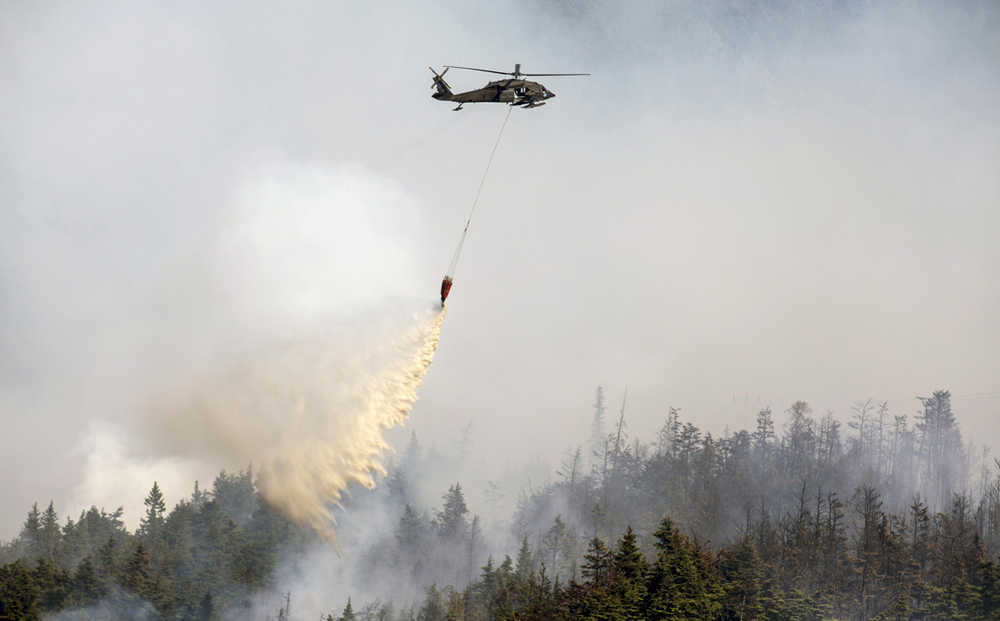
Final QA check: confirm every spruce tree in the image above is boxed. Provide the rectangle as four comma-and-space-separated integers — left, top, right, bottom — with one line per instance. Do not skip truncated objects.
581, 537, 613, 587
97, 536, 118, 585
20, 503, 42, 559
614, 526, 645, 582
614, 526, 647, 620
542, 516, 568, 576
139, 482, 167, 544
646, 516, 722, 620
718, 536, 765, 621
515, 536, 534, 580
32, 556, 69, 611
71, 555, 102, 605
436, 484, 469, 541
123, 542, 152, 597
397, 504, 426, 558
338, 597, 356, 621
40, 502, 60, 560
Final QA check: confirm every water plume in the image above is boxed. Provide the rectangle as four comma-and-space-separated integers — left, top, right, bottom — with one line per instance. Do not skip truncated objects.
158, 305, 446, 546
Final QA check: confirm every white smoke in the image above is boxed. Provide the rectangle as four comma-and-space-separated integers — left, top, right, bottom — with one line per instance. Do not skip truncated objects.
65, 162, 443, 540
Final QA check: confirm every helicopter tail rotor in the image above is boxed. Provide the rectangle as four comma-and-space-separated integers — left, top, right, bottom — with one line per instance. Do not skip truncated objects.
429, 66, 453, 99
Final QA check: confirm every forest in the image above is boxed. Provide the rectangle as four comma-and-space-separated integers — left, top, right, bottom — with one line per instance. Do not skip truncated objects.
2, 389, 999, 620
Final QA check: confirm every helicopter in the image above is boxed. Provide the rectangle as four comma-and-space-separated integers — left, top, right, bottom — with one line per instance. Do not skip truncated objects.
429, 64, 589, 111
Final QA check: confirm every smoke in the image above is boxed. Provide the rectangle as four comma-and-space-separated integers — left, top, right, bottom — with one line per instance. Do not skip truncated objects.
157, 306, 445, 544
2, 0, 996, 558
52, 160, 443, 539
44, 588, 157, 621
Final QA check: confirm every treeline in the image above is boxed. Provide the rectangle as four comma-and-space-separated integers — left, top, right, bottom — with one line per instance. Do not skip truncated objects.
513, 390, 998, 566
0, 470, 307, 620
338, 388, 1000, 620
0, 467, 496, 620
2, 388, 999, 620
332, 513, 1000, 620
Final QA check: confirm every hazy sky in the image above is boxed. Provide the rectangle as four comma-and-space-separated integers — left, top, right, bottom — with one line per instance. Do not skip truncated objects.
2, 0, 998, 538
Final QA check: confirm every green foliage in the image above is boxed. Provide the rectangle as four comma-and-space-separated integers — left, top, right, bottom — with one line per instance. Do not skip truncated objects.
339, 597, 356, 621
718, 536, 765, 620
1, 390, 997, 621
418, 584, 444, 621
0, 468, 305, 619
19, 503, 41, 560
436, 484, 469, 541
644, 517, 723, 620
515, 536, 534, 580
0, 559, 41, 620
70, 555, 102, 605
138, 482, 167, 544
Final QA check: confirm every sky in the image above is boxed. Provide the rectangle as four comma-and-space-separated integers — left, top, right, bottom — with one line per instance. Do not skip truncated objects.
1, 0, 998, 538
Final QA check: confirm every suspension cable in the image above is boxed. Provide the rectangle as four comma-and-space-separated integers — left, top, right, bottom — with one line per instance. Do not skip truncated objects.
446, 105, 514, 278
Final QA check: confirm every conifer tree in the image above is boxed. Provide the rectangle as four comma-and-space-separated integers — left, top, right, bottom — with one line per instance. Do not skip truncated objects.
718, 536, 765, 621
40, 502, 60, 560
542, 515, 568, 576
613, 526, 647, 620
96, 536, 118, 585
581, 537, 613, 587
138, 482, 167, 544
338, 597, 356, 621
515, 536, 533, 580
71, 555, 102, 605
614, 526, 645, 582
59, 515, 83, 568
32, 556, 69, 611
123, 542, 152, 597
591, 386, 607, 473
752, 408, 775, 464
477, 557, 497, 613
20, 503, 42, 559
418, 584, 444, 621
437, 484, 469, 541
646, 516, 723, 620
916, 391, 964, 509
212, 467, 257, 525
467, 514, 485, 579
191, 480, 207, 508
397, 504, 426, 557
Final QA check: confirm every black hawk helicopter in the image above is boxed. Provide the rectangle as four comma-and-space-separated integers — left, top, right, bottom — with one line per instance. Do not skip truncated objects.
430, 63, 589, 111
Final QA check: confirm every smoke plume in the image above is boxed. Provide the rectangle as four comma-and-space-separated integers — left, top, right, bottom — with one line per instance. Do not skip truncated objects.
50, 161, 442, 541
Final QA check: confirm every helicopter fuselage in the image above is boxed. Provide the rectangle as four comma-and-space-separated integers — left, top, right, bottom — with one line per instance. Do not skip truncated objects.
434, 78, 554, 108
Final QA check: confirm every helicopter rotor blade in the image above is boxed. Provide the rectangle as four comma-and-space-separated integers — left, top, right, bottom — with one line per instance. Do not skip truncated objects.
443, 65, 591, 78
445, 65, 513, 76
